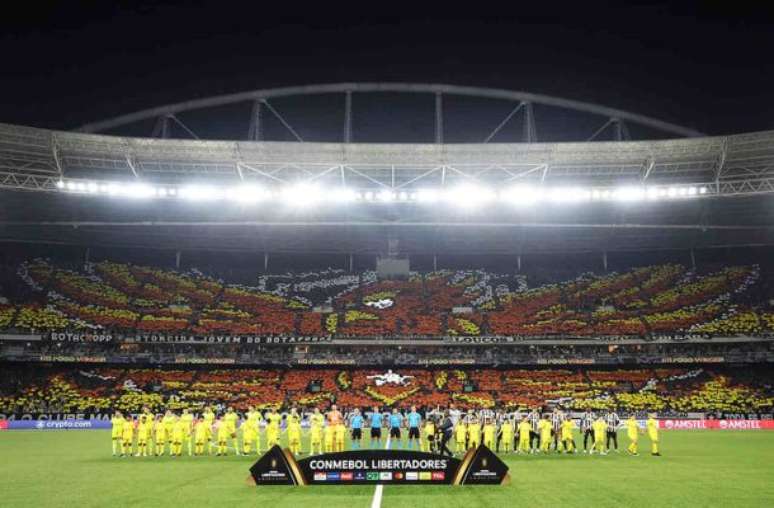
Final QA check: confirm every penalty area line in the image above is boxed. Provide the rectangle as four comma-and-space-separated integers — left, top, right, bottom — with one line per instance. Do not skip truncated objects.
370, 435, 392, 508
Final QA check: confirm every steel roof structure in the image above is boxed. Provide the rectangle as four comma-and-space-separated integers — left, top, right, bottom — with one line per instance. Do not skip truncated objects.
0, 83, 772, 256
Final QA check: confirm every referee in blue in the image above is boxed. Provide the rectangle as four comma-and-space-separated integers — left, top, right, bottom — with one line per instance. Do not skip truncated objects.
389, 408, 404, 449
407, 405, 422, 450
368, 406, 384, 448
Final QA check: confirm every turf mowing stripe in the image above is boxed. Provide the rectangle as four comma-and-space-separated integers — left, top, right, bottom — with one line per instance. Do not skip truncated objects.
370, 434, 392, 508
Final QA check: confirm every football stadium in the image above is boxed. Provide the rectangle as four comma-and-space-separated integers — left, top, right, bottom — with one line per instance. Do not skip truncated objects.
0, 82, 773, 508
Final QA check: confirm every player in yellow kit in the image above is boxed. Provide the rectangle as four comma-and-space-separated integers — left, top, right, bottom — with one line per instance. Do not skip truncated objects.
265, 408, 282, 448
161, 410, 176, 451
153, 415, 167, 456
422, 419, 436, 453
626, 415, 641, 455
483, 417, 497, 450
216, 417, 231, 456
454, 419, 467, 453
193, 418, 210, 456
121, 416, 134, 457
309, 408, 325, 455
467, 417, 481, 449
517, 417, 532, 454
591, 417, 607, 455
223, 407, 241, 455
180, 408, 194, 456
647, 413, 661, 456
560, 417, 576, 453
538, 415, 552, 453
111, 411, 125, 456
286, 408, 303, 455
135, 414, 152, 457
242, 406, 262, 455
335, 419, 347, 453
172, 416, 188, 456
202, 406, 216, 453
323, 422, 335, 453
500, 418, 514, 453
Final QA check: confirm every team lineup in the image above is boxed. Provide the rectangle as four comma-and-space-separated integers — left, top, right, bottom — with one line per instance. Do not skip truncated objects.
110, 404, 661, 458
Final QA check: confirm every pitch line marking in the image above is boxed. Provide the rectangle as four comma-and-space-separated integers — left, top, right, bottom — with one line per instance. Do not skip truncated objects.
370, 434, 392, 508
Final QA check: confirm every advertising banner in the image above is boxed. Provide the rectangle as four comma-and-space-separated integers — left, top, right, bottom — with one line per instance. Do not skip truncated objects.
249, 445, 509, 486
5, 419, 112, 430
659, 419, 774, 430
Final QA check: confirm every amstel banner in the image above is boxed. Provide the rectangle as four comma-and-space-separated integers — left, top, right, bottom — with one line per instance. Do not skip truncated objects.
249, 445, 509, 486
659, 419, 774, 430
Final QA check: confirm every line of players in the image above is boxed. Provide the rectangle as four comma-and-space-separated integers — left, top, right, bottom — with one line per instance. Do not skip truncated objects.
110, 404, 661, 458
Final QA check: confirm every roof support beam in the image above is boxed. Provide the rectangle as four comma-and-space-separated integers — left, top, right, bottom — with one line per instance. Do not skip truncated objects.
483, 102, 524, 143
434, 93, 443, 144
262, 100, 304, 142
343, 91, 353, 143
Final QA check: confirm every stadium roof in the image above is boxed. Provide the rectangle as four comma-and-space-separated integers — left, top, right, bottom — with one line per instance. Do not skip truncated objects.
0, 83, 773, 256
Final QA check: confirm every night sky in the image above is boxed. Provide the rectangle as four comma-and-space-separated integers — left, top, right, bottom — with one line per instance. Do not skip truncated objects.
2, 1, 773, 138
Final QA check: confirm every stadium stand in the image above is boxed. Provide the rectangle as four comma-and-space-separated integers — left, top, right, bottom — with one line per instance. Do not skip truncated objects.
0, 258, 772, 339
1, 365, 771, 416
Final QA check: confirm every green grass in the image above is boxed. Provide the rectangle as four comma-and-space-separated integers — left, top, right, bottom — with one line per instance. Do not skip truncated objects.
0, 430, 773, 507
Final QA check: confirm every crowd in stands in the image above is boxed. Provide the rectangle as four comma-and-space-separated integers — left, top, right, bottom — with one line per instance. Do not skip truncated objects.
1, 365, 771, 417
0, 257, 772, 340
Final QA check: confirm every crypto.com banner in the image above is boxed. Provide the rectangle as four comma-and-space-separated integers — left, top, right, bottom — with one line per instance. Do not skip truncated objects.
0, 419, 112, 430
659, 419, 774, 430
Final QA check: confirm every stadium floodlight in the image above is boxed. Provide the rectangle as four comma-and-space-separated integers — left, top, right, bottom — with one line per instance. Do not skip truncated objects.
446, 184, 496, 208
397, 191, 409, 202
228, 184, 265, 204
122, 183, 155, 199
179, 185, 222, 201
614, 186, 645, 202
646, 187, 659, 200
86, 182, 98, 193
688, 186, 697, 196
329, 187, 357, 203
416, 189, 440, 203
500, 185, 539, 205
281, 183, 322, 206
56, 180, 65, 189
75, 182, 87, 192
548, 187, 591, 203
377, 189, 396, 202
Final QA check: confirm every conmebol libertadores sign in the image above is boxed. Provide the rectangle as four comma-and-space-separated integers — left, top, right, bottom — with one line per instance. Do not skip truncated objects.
249, 445, 509, 486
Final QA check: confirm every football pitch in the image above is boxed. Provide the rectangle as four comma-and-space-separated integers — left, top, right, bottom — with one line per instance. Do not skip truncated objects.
1, 430, 772, 508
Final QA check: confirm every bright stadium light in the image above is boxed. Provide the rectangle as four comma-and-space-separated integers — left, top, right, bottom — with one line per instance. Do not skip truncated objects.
614, 186, 645, 202
122, 183, 155, 199
56, 180, 65, 189
180, 185, 222, 201
229, 185, 266, 204
548, 187, 590, 203
646, 187, 659, 200
281, 183, 322, 206
699, 186, 708, 195
446, 184, 496, 208
377, 189, 396, 202
329, 187, 358, 203
416, 189, 440, 203
501, 185, 539, 205
688, 186, 697, 196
